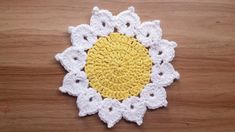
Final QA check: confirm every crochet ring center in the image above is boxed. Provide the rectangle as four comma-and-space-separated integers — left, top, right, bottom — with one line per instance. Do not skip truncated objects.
85, 33, 152, 100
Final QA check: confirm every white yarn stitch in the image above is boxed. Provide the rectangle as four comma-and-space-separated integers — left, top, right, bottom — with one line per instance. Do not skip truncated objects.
151, 63, 180, 87
77, 88, 102, 117
98, 98, 123, 128
135, 20, 162, 47
115, 6, 140, 36
90, 6, 115, 36
55, 47, 86, 72
140, 83, 167, 109
122, 96, 146, 125
149, 39, 177, 65
69, 24, 97, 50
59, 71, 89, 96
55, 6, 180, 128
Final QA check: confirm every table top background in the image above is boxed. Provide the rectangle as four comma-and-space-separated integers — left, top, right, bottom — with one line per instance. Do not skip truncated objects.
0, 0, 235, 132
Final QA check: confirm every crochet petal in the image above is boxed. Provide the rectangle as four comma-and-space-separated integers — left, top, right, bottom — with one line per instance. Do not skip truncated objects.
76, 88, 102, 117
141, 83, 167, 109
55, 47, 86, 72
90, 6, 115, 36
59, 71, 89, 96
149, 39, 177, 65
116, 6, 140, 36
151, 63, 180, 87
135, 20, 162, 47
69, 24, 97, 50
122, 97, 146, 125
98, 99, 122, 128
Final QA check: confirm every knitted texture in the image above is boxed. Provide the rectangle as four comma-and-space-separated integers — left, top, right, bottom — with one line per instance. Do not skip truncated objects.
85, 33, 152, 100
55, 6, 180, 128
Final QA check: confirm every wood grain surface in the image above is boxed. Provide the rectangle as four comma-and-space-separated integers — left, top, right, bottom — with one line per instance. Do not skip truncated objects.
0, 0, 235, 132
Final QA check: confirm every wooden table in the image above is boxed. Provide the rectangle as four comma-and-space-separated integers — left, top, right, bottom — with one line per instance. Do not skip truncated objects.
1, 0, 235, 131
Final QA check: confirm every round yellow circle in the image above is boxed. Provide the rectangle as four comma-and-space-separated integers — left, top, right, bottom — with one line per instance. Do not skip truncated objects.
85, 33, 152, 100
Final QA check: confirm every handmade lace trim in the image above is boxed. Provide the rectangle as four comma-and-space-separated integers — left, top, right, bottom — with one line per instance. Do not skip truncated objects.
55, 6, 180, 128
85, 33, 152, 100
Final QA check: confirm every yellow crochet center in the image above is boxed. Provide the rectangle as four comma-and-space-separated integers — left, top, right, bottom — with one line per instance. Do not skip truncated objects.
85, 33, 152, 100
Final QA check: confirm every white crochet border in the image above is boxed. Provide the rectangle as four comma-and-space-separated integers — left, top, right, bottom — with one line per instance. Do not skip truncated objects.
55, 6, 180, 128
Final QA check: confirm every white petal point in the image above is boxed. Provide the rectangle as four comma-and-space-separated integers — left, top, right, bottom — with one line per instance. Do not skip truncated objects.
59, 71, 89, 96
55, 47, 86, 72
141, 83, 168, 109
70, 24, 97, 50
77, 88, 102, 117
149, 39, 177, 65
98, 99, 122, 128
122, 97, 146, 125
135, 20, 162, 47
90, 7, 115, 36
116, 6, 140, 36
92, 6, 99, 14
151, 63, 180, 87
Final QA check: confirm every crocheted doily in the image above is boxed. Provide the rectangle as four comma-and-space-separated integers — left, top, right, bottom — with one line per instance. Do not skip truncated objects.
55, 6, 179, 128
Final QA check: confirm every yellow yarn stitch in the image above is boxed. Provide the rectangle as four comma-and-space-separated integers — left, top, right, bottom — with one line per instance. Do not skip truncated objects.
85, 33, 152, 100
